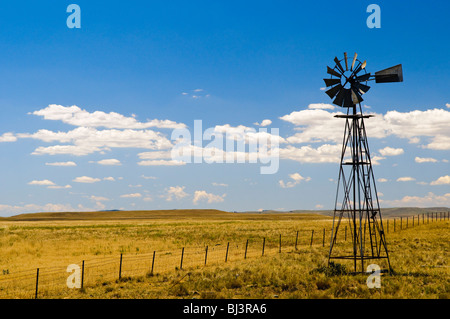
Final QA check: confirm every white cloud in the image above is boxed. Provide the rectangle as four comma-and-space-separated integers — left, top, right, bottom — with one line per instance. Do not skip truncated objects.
48, 185, 72, 189
279, 144, 341, 163
128, 184, 142, 188
279, 172, 311, 188
138, 151, 172, 160
446, 103, 450, 108
212, 182, 228, 187
193, 89, 203, 92
0, 132, 17, 142
45, 161, 77, 167
73, 176, 101, 183
396, 177, 416, 182
97, 159, 121, 166
28, 179, 56, 186
20, 127, 173, 156
162, 186, 188, 201
307, 103, 335, 110
138, 160, 186, 166
280, 107, 450, 151
141, 175, 157, 180
378, 147, 404, 156
103, 177, 115, 181
0, 203, 76, 215
193, 190, 225, 204
315, 204, 324, 209
377, 178, 388, 183
430, 175, 450, 186
254, 119, 272, 127
30, 104, 186, 129
415, 157, 438, 163
90, 196, 109, 201
120, 193, 142, 198
382, 192, 450, 207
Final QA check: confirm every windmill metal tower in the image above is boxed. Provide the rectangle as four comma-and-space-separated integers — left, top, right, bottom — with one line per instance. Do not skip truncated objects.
323, 52, 403, 273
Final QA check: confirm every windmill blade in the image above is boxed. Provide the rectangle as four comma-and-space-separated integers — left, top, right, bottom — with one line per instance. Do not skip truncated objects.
352, 61, 366, 76
375, 64, 403, 83
351, 53, 357, 71
353, 82, 371, 95
327, 66, 342, 78
342, 89, 354, 107
355, 73, 371, 82
334, 57, 345, 73
323, 78, 341, 87
325, 84, 342, 99
351, 88, 364, 104
344, 52, 348, 71
333, 88, 346, 106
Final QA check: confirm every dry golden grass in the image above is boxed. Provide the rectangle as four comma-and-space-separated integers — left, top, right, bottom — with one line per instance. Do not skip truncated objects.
0, 210, 448, 299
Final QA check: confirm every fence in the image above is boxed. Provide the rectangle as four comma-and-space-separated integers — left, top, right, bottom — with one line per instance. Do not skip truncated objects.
0, 211, 448, 299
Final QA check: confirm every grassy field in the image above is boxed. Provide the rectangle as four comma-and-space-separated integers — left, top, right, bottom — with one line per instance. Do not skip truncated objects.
0, 210, 448, 299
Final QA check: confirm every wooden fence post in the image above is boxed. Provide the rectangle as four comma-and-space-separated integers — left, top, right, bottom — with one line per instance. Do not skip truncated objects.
180, 247, 184, 270
279, 234, 281, 253
81, 260, 85, 289
225, 242, 229, 262
119, 253, 123, 279
401, 217, 402, 230
151, 251, 155, 274
205, 246, 208, 265
244, 240, 248, 259
345, 226, 347, 241
295, 231, 299, 250
262, 238, 265, 256
310, 230, 314, 247
35, 268, 39, 299
322, 228, 325, 247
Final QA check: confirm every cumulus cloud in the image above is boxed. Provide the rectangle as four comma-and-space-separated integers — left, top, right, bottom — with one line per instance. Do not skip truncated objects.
96, 159, 121, 166
193, 190, 225, 204
381, 192, 450, 207
120, 193, 142, 198
162, 186, 188, 201
0, 132, 17, 142
430, 175, 450, 186
0, 203, 76, 215
48, 185, 72, 189
138, 160, 187, 166
28, 179, 56, 186
212, 182, 228, 187
378, 147, 404, 156
254, 119, 272, 127
73, 176, 101, 183
45, 161, 77, 167
279, 172, 311, 188
20, 127, 173, 156
377, 178, 388, 183
415, 157, 438, 163
396, 177, 416, 182
30, 104, 186, 129
103, 177, 115, 181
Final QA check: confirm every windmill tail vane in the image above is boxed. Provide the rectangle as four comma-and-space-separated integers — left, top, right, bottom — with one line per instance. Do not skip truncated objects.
323, 52, 403, 274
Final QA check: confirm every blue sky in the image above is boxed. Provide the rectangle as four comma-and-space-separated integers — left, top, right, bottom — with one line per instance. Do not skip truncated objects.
0, 1, 449, 216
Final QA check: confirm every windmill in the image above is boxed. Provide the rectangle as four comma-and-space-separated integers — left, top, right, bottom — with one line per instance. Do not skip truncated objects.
323, 52, 403, 273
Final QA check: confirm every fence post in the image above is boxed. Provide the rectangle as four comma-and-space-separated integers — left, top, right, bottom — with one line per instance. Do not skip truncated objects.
310, 230, 314, 247
295, 231, 299, 250
407, 216, 408, 228
35, 268, 39, 299
413, 216, 414, 227
205, 246, 208, 265
225, 242, 229, 262
151, 251, 155, 274
401, 217, 402, 230
345, 226, 347, 241
386, 220, 389, 233
322, 228, 325, 247
81, 260, 85, 289
262, 238, 265, 256
180, 247, 184, 270
119, 253, 123, 279
244, 239, 248, 259
279, 234, 281, 253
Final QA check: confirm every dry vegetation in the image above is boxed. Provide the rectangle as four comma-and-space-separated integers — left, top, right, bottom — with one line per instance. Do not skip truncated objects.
0, 210, 448, 299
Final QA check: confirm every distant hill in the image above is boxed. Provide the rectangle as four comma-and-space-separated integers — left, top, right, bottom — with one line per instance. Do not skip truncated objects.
242, 207, 450, 218
0, 209, 329, 221
0, 207, 447, 222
